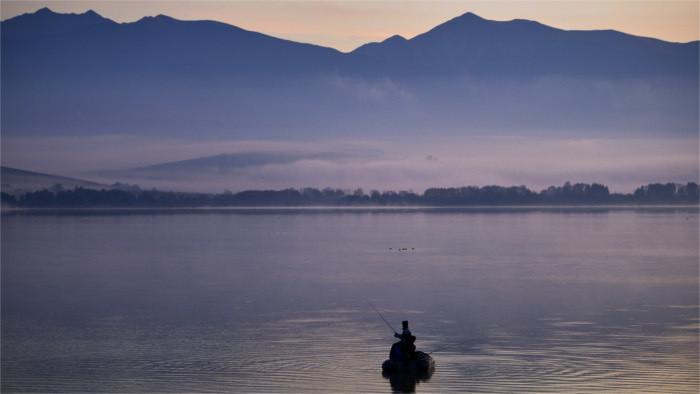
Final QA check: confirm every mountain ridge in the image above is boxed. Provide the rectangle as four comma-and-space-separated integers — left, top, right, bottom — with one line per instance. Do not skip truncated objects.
353, 10, 696, 77
1, 8, 697, 140
6, 8, 696, 47
3, 8, 695, 78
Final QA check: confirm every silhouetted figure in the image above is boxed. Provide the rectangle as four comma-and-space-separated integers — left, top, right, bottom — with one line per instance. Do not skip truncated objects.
395, 320, 411, 341
393, 321, 416, 359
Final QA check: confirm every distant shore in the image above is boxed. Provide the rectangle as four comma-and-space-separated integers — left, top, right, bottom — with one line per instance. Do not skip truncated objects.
2, 182, 697, 208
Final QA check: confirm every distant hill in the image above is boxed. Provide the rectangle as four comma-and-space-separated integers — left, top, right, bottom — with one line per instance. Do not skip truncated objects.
89, 151, 362, 181
2, 8, 697, 139
352, 12, 697, 78
1, 166, 108, 193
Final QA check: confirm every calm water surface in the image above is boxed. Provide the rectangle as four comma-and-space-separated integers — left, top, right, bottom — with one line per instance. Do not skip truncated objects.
2, 207, 698, 392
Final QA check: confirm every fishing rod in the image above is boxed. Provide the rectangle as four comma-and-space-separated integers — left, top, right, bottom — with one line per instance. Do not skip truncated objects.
428, 338, 475, 355
368, 300, 398, 334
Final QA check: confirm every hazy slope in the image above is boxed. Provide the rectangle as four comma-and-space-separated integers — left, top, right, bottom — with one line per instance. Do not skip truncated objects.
1, 166, 108, 193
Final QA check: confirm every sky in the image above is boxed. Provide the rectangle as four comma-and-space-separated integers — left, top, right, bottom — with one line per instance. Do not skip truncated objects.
1, 1, 698, 52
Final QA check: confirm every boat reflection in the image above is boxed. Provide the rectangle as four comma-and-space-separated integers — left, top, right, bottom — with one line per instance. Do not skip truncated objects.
382, 365, 434, 393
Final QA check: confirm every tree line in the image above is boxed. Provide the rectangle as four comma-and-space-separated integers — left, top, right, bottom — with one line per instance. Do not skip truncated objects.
1, 182, 698, 208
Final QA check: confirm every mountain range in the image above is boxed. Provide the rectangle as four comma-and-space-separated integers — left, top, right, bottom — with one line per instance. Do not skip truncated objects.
2, 8, 697, 141
1, 8, 698, 193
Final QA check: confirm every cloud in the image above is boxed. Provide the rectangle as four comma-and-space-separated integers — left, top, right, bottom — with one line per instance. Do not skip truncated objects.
328, 76, 416, 104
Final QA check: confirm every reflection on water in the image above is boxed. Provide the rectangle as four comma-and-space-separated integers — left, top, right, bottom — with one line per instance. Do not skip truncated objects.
383, 366, 434, 393
2, 207, 698, 392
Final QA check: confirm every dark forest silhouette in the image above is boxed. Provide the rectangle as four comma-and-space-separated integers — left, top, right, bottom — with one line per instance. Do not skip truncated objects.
2, 182, 697, 207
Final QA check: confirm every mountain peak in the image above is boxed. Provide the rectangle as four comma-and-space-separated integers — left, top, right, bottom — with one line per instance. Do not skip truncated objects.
77, 9, 109, 23
154, 14, 177, 21
445, 11, 491, 27
135, 14, 179, 24
2, 6, 113, 37
351, 34, 407, 54
35, 7, 54, 15
383, 34, 407, 44
31, 7, 104, 20
447, 11, 488, 25
458, 12, 485, 21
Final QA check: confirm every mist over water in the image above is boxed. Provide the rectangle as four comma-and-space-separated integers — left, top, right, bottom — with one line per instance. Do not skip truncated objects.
3, 135, 697, 194
2, 207, 698, 392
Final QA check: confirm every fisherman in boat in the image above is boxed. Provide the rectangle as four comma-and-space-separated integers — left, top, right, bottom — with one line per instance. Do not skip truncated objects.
382, 318, 435, 373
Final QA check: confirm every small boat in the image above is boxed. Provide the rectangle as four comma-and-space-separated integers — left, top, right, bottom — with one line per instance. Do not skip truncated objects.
382, 350, 435, 373
382, 351, 435, 392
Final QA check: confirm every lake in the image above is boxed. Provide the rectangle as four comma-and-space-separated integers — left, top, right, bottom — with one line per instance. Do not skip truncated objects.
2, 207, 698, 392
